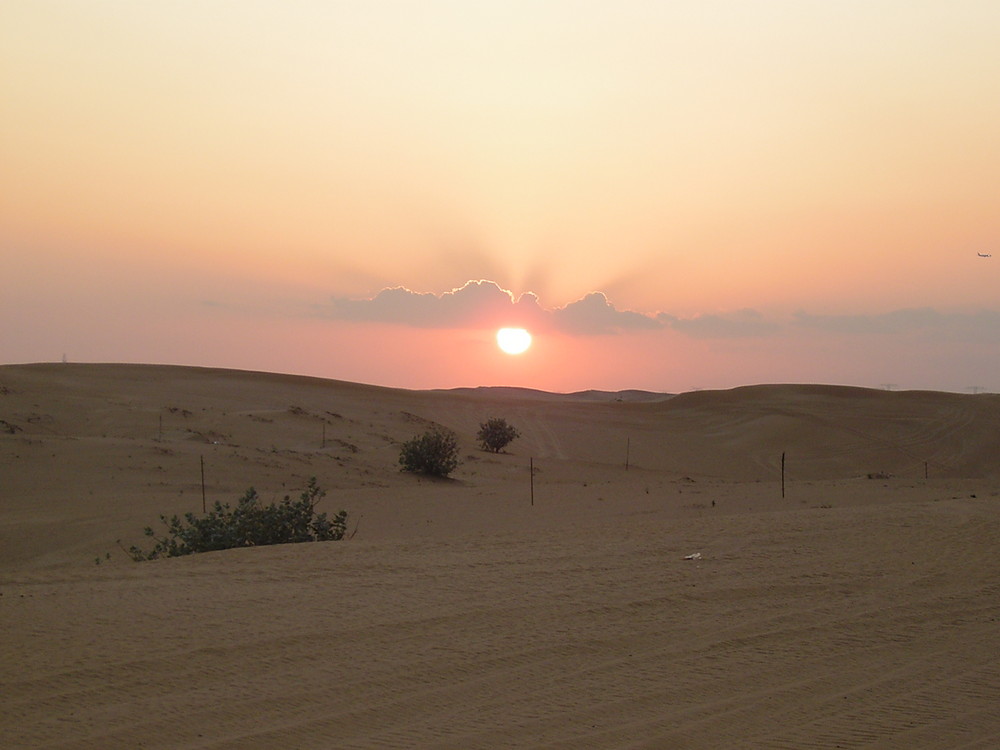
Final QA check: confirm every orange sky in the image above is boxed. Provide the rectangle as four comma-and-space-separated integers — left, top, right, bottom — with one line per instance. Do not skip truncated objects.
2, 1, 999, 392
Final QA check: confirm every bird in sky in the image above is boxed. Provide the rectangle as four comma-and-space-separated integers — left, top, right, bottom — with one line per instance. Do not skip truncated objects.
977, 252, 992, 258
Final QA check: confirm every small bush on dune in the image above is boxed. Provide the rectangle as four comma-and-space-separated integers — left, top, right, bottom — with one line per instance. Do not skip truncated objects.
477, 417, 520, 453
127, 477, 347, 560
399, 428, 460, 477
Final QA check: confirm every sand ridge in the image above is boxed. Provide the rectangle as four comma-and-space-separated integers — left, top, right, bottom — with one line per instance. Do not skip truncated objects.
2, 363, 999, 748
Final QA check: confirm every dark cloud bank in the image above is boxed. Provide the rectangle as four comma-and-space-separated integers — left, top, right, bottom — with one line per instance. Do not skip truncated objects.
324, 280, 1000, 341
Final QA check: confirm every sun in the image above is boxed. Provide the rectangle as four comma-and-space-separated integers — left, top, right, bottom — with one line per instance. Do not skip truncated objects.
496, 327, 532, 355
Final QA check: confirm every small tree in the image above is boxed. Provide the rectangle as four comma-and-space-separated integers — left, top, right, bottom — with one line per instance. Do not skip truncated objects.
477, 417, 520, 453
126, 478, 347, 560
399, 428, 460, 477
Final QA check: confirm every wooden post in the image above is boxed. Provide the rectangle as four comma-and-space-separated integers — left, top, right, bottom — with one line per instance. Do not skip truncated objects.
530, 457, 534, 506
200, 455, 206, 513
781, 451, 786, 499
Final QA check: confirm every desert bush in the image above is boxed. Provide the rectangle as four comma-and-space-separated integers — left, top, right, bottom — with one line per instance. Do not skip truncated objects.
127, 477, 347, 560
399, 428, 460, 477
477, 417, 520, 453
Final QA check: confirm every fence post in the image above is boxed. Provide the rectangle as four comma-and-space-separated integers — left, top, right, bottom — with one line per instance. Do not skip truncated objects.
530, 457, 534, 506
781, 451, 786, 499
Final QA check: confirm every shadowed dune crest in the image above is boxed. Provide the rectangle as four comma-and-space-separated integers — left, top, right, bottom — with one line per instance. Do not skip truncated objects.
2, 363, 999, 748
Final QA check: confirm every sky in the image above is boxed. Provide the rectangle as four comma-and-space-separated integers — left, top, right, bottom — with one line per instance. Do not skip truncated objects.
2, 0, 999, 393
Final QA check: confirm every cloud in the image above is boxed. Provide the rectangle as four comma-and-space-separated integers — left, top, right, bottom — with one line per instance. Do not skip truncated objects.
794, 308, 1000, 341
553, 292, 662, 334
322, 281, 1000, 344
325, 281, 661, 335
659, 309, 780, 339
327, 280, 545, 329
324, 280, 790, 337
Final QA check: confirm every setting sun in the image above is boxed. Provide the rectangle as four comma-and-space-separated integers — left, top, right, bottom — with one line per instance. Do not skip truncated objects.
496, 327, 532, 355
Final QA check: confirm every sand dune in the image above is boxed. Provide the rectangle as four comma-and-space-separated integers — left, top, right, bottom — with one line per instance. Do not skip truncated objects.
2, 363, 999, 748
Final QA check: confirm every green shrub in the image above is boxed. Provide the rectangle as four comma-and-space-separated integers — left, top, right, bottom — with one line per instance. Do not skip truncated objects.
477, 417, 520, 453
399, 428, 460, 477
127, 477, 346, 560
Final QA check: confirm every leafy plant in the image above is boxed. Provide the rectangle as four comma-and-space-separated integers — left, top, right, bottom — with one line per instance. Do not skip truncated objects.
477, 417, 520, 453
399, 428, 460, 477
126, 477, 347, 560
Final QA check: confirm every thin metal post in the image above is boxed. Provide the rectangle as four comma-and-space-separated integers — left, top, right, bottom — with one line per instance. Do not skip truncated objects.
530, 457, 534, 506
781, 451, 786, 498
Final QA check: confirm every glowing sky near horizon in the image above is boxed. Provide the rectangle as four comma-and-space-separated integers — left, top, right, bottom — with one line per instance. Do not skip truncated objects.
2, 1, 999, 392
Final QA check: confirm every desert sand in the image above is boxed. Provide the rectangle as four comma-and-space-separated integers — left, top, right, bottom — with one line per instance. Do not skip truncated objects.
2, 363, 999, 749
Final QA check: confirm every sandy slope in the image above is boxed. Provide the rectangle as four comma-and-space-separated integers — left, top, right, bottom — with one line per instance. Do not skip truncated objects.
2, 363, 999, 748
